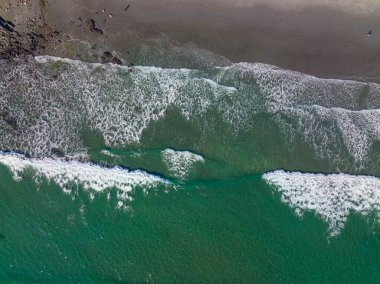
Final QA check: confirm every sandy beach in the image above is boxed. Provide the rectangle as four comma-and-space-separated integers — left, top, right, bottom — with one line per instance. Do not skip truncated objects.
1, 0, 380, 80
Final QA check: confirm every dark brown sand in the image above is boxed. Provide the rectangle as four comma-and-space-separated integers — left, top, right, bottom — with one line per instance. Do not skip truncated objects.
1, 0, 380, 81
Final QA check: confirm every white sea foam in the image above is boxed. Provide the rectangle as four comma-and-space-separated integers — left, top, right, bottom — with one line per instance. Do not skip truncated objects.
215, 62, 380, 168
0, 56, 244, 157
263, 170, 380, 236
161, 149, 204, 179
2, 56, 380, 173
100, 150, 120, 158
0, 152, 168, 203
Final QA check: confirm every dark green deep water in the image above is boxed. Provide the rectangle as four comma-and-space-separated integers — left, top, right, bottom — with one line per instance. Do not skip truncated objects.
1, 55, 380, 282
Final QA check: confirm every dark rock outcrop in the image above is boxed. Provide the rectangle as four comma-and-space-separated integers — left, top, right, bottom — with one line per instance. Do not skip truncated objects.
100, 51, 122, 65
84, 19, 103, 34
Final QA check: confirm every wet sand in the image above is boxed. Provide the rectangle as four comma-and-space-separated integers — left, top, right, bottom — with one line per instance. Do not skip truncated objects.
1, 0, 380, 80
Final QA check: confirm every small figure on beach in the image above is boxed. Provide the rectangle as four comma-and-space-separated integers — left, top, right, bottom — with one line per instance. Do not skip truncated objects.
366, 30, 372, 39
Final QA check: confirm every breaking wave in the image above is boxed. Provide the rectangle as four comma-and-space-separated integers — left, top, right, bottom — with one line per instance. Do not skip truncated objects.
263, 170, 380, 236
0, 152, 169, 207
161, 149, 204, 179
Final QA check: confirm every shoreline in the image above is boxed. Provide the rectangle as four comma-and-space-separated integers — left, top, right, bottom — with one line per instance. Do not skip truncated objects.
1, 0, 380, 81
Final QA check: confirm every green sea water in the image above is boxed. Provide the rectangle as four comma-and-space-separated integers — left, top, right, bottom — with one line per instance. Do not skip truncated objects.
1, 55, 380, 282
1, 165, 380, 283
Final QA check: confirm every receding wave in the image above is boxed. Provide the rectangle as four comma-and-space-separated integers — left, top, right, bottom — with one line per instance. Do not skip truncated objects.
263, 170, 380, 236
215, 63, 380, 171
1, 56, 380, 175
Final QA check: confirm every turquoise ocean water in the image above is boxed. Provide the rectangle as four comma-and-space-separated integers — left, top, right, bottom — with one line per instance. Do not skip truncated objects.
1, 55, 380, 282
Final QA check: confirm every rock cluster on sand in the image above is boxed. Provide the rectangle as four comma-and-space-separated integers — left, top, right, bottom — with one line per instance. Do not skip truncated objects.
0, 0, 62, 59
0, 0, 127, 66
